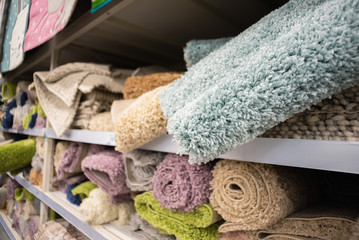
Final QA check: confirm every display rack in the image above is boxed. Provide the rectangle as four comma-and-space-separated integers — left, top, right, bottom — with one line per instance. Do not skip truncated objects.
0, 128, 45, 137
0, 212, 21, 240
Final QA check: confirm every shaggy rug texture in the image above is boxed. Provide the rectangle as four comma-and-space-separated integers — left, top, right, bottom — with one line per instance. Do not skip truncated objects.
7, 178, 21, 199
29, 215, 40, 240
71, 181, 97, 201
184, 37, 232, 69
0, 139, 36, 174
29, 168, 42, 188
81, 150, 131, 198
123, 149, 166, 192
129, 213, 176, 240
112, 201, 136, 226
66, 182, 83, 206
56, 142, 89, 180
123, 72, 183, 99
135, 191, 221, 240
88, 111, 114, 132
210, 160, 322, 232
34, 62, 131, 136
79, 188, 120, 225
34, 219, 88, 240
14, 188, 35, 202
159, 0, 359, 164
153, 153, 213, 212
114, 86, 168, 153
31, 153, 43, 173
54, 141, 70, 172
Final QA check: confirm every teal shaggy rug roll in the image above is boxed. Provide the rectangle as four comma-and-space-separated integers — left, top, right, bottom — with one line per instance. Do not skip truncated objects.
0, 139, 36, 174
159, 0, 359, 164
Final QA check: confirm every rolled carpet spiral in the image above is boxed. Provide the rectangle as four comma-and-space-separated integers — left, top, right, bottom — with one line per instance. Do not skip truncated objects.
81, 150, 130, 197
0, 139, 36, 174
122, 72, 183, 99
135, 192, 221, 240
129, 213, 176, 240
123, 149, 166, 192
114, 86, 168, 153
56, 142, 89, 180
153, 153, 213, 212
210, 160, 322, 232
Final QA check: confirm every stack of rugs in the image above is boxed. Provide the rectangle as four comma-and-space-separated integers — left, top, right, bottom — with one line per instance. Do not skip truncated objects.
1, 81, 46, 130
29, 137, 45, 188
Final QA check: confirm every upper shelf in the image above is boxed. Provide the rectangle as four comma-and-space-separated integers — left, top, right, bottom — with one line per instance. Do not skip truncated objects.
2, 0, 288, 81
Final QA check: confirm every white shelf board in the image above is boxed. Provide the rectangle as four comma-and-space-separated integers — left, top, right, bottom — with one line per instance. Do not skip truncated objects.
0, 127, 45, 137
46, 129, 116, 146
13, 175, 140, 240
0, 212, 21, 240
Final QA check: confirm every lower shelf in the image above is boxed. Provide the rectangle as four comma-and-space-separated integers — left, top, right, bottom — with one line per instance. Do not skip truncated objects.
0, 211, 21, 240
13, 175, 141, 240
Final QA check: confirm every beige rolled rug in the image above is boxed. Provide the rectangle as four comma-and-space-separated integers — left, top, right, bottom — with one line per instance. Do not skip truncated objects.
210, 160, 322, 232
123, 72, 183, 99
114, 86, 168, 153
54, 141, 70, 172
88, 112, 114, 132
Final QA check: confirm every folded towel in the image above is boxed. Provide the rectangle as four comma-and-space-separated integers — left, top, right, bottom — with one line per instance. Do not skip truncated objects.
88, 112, 114, 132
123, 72, 183, 99
7, 178, 21, 199
31, 153, 43, 173
56, 142, 89, 180
184, 37, 232, 68
66, 182, 83, 206
123, 149, 166, 192
71, 181, 97, 201
114, 86, 168, 152
153, 153, 213, 212
79, 188, 120, 225
129, 213, 176, 240
29, 168, 43, 188
112, 201, 136, 226
253, 202, 359, 240
81, 150, 130, 197
15, 188, 35, 202
1, 82, 17, 103
34, 63, 131, 136
29, 215, 40, 240
159, 0, 359, 164
135, 191, 221, 240
54, 141, 70, 172
0, 138, 36, 174
211, 160, 322, 232
24, 0, 78, 52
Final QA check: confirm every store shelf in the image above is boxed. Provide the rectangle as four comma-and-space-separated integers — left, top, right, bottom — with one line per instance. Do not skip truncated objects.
0, 128, 45, 137
13, 175, 140, 240
0, 212, 21, 240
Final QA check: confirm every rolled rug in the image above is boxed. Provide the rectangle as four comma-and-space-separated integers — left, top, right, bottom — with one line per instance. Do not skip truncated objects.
56, 142, 89, 180
123, 149, 166, 192
31, 153, 43, 173
210, 160, 322, 232
54, 141, 70, 172
71, 181, 97, 201
79, 188, 120, 225
0, 139, 36, 174
15, 188, 35, 202
219, 231, 253, 240
7, 178, 21, 199
57, 174, 87, 193
1, 82, 17, 103
19, 213, 30, 239
1, 99, 16, 129
112, 201, 136, 226
35, 137, 45, 159
184, 37, 233, 68
88, 112, 114, 132
110, 193, 132, 205
29, 169, 43, 188
254, 202, 359, 240
159, 0, 359, 164
34, 117, 46, 129
34, 219, 78, 240
123, 72, 183, 99
81, 150, 130, 197
135, 192, 221, 240
29, 215, 40, 240
114, 86, 168, 153
66, 182, 84, 206
129, 213, 176, 240
153, 153, 213, 212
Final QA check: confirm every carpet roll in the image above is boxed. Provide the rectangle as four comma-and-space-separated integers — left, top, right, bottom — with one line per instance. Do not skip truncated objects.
57, 174, 87, 193
254, 202, 359, 240
7, 178, 21, 199
35, 137, 45, 159
114, 86, 168, 153
112, 201, 136, 226
0, 186, 7, 210
54, 141, 70, 172
66, 182, 83, 206
123, 72, 182, 99
210, 160, 322, 232
129, 214, 176, 240
29, 169, 43, 188
81, 150, 130, 197
15, 188, 35, 202
1, 82, 16, 103
0, 139, 36, 174
153, 153, 213, 212
135, 192, 221, 240
79, 188, 120, 225
29, 215, 40, 240
184, 37, 233, 68
159, 0, 359, 164
71, 181, 97, 201
56, 142, 89, 180
123, 149, 166, 192
88, 112, 114, 132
